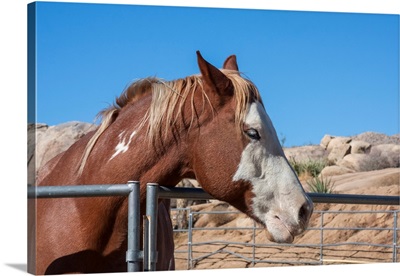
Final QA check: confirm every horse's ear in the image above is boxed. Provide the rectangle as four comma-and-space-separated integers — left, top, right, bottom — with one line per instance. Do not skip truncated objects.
223, 55, 239, 71
196, 51, 232, 96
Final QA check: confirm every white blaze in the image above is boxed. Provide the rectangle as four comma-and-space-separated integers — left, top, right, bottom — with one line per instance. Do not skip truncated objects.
109, 130, 137, 160
233, 101, 286, 183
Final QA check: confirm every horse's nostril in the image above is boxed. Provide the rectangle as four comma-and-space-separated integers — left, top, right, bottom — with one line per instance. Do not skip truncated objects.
298, 203, 310, 224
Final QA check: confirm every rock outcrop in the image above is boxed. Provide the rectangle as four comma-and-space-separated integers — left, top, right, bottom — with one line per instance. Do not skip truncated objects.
284, 145, 327, 163
319, 133, 400, 177
28, 121, 95, 184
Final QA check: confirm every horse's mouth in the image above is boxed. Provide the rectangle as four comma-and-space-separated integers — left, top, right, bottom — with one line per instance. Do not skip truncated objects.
253, 214, 297, 244
247, 211, 299, 244
266, 215, 295, 243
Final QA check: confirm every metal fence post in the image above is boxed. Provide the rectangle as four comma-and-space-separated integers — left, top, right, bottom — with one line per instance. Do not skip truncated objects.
188, 211, 193, 269
126, 181, 141, 272
320, 212, 324, 265
393, 211, 398, 262
146, 183, 159, 271
252, 219, 256, 267
143, 215, 150, 271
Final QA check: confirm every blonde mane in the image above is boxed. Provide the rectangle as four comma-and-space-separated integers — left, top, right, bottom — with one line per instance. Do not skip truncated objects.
78, 70, 262, 175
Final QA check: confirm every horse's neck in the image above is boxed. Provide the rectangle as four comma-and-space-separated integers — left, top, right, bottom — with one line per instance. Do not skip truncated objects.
79, 106, 194, 187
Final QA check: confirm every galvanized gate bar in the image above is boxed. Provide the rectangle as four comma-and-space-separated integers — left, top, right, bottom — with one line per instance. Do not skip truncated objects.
158, 186, 213, 200
28, 185, 400, 204
28, 184, 135, 198
126, 181, 141, 272
308, 193, 400, 205
157, 187, 400, 205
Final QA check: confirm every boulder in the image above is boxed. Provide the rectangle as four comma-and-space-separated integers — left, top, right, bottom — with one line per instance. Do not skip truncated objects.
338, 154, 370, 172
28, 124, 49, 184
337, 144, 400, 172
350, 140, 371, 154
326, 136, 352, 152
352, 132, 400, 145
28, 121, 96, 185
284, 145, 327, 163
365, 144, 400, 170
327, 143, 351, 164
320, 165, 355, 177
37, 122, 95, 168
320, 134, 333, 150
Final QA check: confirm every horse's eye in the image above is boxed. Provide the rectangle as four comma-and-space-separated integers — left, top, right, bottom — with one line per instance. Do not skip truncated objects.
245, 128, 261, 140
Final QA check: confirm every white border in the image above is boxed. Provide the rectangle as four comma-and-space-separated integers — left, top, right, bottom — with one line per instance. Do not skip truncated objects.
0, 1, 398, 275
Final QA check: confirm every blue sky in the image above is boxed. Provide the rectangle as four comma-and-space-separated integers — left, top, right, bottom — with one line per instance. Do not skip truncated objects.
32, 2, 399, 147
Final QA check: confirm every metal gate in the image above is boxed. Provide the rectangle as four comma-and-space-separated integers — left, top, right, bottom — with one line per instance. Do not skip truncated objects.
28, 182, 400, 272
27, 181, 215, 272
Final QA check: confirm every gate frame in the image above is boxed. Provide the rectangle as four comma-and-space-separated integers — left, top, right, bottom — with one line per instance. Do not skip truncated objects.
28, 182, 400, 272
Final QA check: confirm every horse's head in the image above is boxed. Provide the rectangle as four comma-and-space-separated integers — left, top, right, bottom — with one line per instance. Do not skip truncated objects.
190, 52, 313, 243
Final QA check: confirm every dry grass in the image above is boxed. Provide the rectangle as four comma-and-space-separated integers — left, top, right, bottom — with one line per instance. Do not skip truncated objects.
289, 158, 328, 181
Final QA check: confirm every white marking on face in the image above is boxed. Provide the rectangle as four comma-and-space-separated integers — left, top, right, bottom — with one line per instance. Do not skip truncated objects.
233, 102, 312, 243
233, 102, 285, 182
109, 130, 137, 161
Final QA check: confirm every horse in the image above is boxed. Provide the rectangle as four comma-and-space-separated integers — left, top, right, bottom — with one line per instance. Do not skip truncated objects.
28, 51, 313, 274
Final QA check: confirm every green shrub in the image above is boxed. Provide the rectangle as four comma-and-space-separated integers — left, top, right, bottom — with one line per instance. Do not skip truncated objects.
289, 158, 327, 178
305, 159, 327, 177
306, 176, 336, 194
